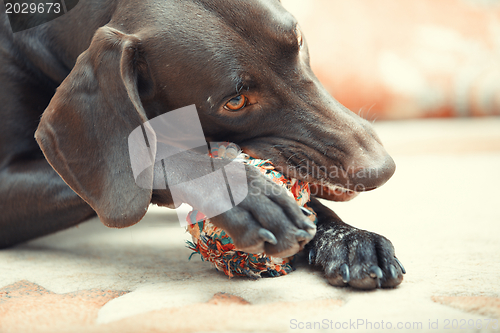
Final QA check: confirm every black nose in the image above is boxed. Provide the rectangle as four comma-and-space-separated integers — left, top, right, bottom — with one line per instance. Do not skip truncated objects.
353, 154, 395, 191
346, 152, 396, 192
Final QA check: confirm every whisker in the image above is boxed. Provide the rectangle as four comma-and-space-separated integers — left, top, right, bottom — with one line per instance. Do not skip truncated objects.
358, 103, 377, 121
286, 153, 298, 163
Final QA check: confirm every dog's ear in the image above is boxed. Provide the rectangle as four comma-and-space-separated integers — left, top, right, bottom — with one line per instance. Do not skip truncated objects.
35, 26, 156, 228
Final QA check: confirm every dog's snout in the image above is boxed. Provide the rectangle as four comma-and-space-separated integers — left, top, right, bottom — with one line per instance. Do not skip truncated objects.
323, 107, 396, 192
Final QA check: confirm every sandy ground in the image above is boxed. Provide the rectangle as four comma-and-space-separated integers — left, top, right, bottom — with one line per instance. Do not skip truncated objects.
0, 117, 499, 332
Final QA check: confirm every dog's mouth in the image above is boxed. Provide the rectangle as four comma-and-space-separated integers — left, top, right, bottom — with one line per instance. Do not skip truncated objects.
237, 132, 396, 203
308, 181, 360, 202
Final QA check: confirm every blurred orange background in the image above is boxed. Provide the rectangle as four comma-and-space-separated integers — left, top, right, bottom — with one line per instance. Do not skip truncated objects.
282, 0, 500, 120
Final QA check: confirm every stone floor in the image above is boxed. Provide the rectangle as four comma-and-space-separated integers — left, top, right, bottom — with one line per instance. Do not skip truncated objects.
1, 117, 499, 332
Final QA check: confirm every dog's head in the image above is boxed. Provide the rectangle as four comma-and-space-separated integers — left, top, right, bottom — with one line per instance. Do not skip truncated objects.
36, 0, 395, 226
144, 0, 396, 199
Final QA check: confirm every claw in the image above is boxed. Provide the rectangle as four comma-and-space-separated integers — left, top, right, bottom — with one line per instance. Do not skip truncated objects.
389, 265, 398, 280
308, 248, 316, 265
394, 257, 406, 274
300, 206, 313, 216
340, 264, 350, 283
369, 266, 383, 288
299, 208, 316, 230
369, 265, 383, 279
296, 230, 313, 240
258, 228, 277, 245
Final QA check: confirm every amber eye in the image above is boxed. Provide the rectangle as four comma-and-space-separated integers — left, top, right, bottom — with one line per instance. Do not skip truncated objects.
224, 95, 248, 111
296, 27, 303, 49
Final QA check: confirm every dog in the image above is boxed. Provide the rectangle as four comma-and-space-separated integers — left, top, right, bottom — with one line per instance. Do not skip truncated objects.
0, 0, 404, 289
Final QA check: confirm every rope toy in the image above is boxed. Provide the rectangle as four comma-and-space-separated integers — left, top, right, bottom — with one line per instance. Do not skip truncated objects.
186, 142, 317, 278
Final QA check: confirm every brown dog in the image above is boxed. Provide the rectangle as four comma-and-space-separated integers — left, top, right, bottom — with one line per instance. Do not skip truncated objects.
0, 0, 404, 289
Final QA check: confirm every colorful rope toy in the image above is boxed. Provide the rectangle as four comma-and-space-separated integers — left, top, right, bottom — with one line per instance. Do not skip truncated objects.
186, 142, 317, 278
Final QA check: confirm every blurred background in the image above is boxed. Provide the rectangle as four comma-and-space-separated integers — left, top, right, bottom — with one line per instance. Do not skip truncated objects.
1, 2, 499, 332
282, 0, 500, 120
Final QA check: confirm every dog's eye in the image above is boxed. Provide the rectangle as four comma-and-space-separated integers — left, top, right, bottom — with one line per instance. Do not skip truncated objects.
296, 27, 303, 49
224, 95, 248, 111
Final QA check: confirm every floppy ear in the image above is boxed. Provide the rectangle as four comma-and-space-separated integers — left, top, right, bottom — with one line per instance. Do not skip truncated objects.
35, 26, 156, 228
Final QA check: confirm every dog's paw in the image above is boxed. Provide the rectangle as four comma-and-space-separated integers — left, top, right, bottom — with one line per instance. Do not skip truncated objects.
309, 227, 405, 289
210, 166, 316, 258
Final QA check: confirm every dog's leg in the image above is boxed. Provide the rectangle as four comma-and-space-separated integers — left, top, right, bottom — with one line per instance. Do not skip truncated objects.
307, 197, 404, 289
0, 159, 96, 248
0, 51, 95, 248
